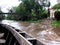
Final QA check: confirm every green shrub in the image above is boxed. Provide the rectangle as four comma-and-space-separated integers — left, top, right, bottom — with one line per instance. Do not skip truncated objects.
52, 20, 60, 27
54, 11, 60, 20
37, 13, 48, 19
41, 13, 48, 19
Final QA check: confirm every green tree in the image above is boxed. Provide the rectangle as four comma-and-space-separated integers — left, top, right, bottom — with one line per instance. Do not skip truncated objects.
7, 0, 48, 21
15, 0, 45, 20
52, 3, 60, 10
0, 9, 5, 20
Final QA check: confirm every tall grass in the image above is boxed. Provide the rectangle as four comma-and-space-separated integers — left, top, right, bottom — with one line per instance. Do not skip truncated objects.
52, 20, 60, 27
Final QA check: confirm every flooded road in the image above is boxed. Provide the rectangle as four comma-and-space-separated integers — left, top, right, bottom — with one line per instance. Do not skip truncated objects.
1, 20, 60, 45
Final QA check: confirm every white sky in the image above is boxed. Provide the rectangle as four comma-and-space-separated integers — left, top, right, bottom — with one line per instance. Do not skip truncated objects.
50, 0, 58, 8
0, 0, 58, 12
0, 0, 21, 12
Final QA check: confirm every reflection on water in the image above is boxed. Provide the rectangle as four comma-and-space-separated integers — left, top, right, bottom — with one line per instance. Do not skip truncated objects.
1, 20, 60, 45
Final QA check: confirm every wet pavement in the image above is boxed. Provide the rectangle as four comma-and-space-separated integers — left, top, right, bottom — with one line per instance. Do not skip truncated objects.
1, 20, 60, 45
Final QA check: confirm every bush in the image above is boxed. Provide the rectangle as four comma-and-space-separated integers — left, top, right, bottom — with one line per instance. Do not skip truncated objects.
52, 20, 60, 27
37, 13, 48, 19
40, 13, 48, 19
54, 11, 60, 20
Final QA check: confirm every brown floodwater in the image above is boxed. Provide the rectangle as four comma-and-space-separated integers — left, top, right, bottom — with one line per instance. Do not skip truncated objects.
1, 20, 60, 45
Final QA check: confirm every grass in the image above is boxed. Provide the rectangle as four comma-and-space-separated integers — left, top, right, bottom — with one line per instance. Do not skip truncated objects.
52, 20, 60, 27
19, 19, 42, 23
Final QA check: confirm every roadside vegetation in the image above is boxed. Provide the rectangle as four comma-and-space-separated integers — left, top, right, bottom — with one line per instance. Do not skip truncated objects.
6, 0, 49, 21
52, 20, 60, 27
0, 0, 50, 23
52, 4, 60, 27
0, 9, 5, 20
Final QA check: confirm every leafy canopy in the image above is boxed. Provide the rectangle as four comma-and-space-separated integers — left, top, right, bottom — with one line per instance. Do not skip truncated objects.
52, 3, 60, 10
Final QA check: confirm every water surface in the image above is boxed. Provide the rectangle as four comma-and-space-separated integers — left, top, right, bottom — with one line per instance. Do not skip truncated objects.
1, 20, 60, 45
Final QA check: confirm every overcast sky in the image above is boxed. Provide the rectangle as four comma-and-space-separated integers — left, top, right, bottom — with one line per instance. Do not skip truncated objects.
0, 0, 58, 12
0, 0, 21, 12
50, 0, 58, 8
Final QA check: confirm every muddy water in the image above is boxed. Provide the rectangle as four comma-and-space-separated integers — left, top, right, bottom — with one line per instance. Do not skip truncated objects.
1, 20, 60, 45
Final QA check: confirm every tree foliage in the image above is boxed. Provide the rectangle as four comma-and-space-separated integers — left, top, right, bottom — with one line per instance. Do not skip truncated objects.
54, 11, 60, 20
52, 3, 60, 10
0, 9, 5, 20
7, 0, 48, 21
